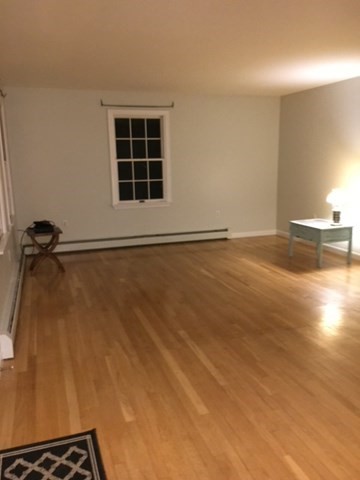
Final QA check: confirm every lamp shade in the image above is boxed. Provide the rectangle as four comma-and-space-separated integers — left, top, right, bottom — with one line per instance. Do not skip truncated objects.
326, 188, 345, 209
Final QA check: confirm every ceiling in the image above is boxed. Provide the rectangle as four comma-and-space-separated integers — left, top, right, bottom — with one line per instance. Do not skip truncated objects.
0, 0, 359, 96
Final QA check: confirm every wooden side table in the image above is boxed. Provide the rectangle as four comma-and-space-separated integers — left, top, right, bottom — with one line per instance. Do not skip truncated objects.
288, 219, 353, 268
26, 226, 65, 272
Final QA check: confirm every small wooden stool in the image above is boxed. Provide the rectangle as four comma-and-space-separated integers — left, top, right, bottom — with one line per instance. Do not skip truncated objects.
26, 226, 65, 273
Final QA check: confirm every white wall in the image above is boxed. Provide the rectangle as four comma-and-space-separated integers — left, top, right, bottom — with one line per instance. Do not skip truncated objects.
277, 77, 360, 251
4, 88, 280, 247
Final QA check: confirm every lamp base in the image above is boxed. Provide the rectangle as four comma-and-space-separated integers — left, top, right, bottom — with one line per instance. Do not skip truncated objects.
332, 210, 341, 224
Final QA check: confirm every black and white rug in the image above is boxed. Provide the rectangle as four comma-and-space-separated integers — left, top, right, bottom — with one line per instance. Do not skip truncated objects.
0, 429, 107, 479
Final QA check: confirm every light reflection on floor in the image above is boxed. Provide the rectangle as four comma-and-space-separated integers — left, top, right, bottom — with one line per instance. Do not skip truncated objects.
320, 303, 343, 336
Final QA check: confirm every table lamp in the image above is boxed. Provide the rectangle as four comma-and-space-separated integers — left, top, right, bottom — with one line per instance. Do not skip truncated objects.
326, 188, 345, 224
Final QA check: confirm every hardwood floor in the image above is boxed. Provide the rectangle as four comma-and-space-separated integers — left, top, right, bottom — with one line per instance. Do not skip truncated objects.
1, 235, 360, 479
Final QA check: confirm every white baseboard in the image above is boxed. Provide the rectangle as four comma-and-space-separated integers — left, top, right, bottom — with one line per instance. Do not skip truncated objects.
46, 229, 278, 252
24, 228, 280, 254
0, 252, 26, 359
24, 228, 230, 254
230, 229, 277, 239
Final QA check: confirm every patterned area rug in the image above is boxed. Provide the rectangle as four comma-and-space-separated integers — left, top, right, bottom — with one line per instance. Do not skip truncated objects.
0, 429, 107, 479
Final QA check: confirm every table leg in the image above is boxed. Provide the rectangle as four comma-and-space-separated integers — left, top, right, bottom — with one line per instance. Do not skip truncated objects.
29, 233, 65, 273
288, 234, 294, 257
316, 241, 323, 268
347, 237, 352, 265
30, 251, 65, 272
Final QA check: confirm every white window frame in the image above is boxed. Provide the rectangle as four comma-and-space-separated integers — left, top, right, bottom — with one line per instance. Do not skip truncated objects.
107, 108, 171, 209
0, 97, 15, 251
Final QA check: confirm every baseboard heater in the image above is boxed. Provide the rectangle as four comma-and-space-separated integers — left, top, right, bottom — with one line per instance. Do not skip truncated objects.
40, 227, 230, 253
0, 250, 26, 359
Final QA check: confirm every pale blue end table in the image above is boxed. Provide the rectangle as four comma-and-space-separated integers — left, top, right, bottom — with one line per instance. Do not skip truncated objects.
288, 219, 353, 268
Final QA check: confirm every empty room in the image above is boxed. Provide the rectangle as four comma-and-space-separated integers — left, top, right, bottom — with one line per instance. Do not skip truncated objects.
0, 1, 360, 479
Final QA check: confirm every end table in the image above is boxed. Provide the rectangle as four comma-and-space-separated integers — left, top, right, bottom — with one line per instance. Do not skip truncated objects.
288, 219, 353, 268
26, 225, 65, 273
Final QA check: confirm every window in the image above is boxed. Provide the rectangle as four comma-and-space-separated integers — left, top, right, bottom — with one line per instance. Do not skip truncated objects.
108, 109, 171, 208
0, 97, 14, 245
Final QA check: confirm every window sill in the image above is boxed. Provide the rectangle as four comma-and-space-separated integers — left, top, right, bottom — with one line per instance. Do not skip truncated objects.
112, 200, 171, 210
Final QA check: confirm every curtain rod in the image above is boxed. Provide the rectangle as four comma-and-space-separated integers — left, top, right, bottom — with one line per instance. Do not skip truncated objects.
100, 99, 174, 109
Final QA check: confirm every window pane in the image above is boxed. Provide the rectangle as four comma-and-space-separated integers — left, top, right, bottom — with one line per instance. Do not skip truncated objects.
149, 161, 162, 179
147, 118, 161, 138
150, 181, 163, 199
133, 140, 146, 158
119, 182, 133, 201
118, 161, 132, 181
115, 118, 130, 138
135, 182, 148, 200
148, 140, 161, 158
131, 119, 145, 138
134, 161, 148, 180
116, 140, 131, 159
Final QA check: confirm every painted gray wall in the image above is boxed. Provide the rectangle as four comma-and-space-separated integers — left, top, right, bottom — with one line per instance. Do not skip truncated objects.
277, 77, 360, 250
4, 88, 280, 243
